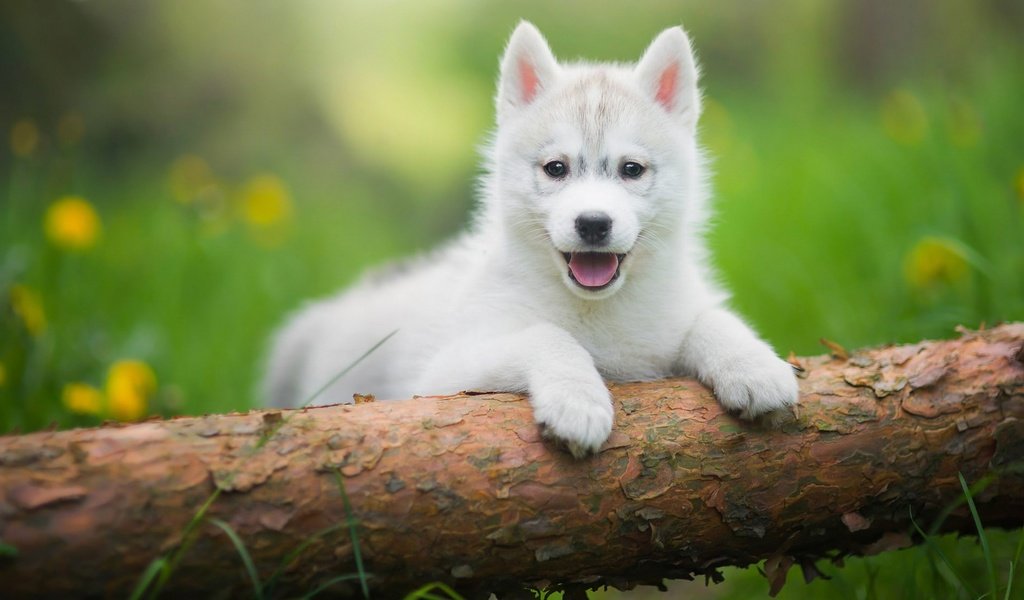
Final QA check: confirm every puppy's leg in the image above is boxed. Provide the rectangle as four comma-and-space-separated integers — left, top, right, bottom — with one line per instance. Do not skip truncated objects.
677, 308, 799, 419
416, 323, 613, 457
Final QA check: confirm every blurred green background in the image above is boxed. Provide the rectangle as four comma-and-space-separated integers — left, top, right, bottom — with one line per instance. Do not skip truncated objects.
1, 0, 1022, 597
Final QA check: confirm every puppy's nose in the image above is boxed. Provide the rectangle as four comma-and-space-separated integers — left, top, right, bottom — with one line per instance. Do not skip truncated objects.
575, 211, 612, 245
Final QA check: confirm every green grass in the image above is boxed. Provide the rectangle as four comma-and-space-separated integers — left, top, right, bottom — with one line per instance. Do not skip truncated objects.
960, 473, 1000, 598
403, 582, 467, 600
123, 340, 388, 599
211, 518, 265, 600
126, 474, 372, 600
334, 470, 371, 600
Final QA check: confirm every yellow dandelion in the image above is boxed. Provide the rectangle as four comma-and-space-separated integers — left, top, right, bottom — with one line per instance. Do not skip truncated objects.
0, 360, 7, 387
62, 382, 103, 416
168, 154, 215, 205
9, 284, 47, 336
57, 112, 86, 147
44, 196, 101, 251
106, 360, 156, 422
10, 119, 40, 157
881, 89, 928, 146
242, 174, 293, 228
903, 236, 969, 290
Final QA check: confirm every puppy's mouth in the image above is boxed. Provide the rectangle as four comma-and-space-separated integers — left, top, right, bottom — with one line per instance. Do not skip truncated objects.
561, 252, 626, 290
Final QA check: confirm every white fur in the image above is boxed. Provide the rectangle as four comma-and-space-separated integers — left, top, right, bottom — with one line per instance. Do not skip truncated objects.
263, 22, 799, 457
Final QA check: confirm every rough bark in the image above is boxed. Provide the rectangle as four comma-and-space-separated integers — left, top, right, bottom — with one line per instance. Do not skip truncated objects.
1, 325, 1023, 599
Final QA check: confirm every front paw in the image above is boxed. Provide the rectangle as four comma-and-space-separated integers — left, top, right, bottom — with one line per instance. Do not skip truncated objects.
531, 383, 614, 458
709, 349, 799, 420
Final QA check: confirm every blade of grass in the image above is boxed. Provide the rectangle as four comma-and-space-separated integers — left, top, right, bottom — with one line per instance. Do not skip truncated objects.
255, 329, 399, 450
334, 470, 370, 600
263, 523, 345, 596
1004, 529, 1024, 600
959, 472, 999, 599
150, 488, 222, 598
301, 329, 398, 408
1014, 529, 1024, 568
210, 518, 263, 600
403, 582, 467, 600
910, 507, 978, 598
128, 557, 167, 600
0, 542, 17, 557
1006, 560, 1016, 600
299, 574, 364, 600
926, 474, 994, 536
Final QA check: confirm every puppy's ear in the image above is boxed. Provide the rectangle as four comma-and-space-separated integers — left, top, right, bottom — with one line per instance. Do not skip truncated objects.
496, 21, 559, 123
635, 27, 701, 131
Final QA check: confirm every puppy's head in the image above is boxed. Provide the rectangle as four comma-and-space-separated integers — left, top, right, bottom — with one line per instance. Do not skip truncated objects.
490, 22, 704, 300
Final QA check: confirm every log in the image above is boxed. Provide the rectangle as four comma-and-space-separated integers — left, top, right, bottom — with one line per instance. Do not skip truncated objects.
1, 324, 1023, 599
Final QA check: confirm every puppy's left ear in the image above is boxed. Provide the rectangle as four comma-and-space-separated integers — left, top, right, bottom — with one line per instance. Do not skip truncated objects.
635, 27, 701, 131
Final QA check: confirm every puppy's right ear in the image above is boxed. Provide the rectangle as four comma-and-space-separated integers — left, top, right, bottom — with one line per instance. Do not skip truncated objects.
496, 21, 559, 123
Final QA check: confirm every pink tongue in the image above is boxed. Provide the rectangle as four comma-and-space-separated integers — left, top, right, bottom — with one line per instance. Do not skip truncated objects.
568, 253, 619, 287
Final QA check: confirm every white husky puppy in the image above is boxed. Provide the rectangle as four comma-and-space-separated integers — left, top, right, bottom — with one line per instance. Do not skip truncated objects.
264, 22, 798, 456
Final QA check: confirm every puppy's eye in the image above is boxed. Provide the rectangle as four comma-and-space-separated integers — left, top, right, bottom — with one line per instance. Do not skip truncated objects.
543, 160, 567, 178
620, 162, 646, 179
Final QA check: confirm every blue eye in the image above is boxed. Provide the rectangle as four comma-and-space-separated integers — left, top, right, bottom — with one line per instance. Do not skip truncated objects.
620, 161, 645, 179
543, 160, 567, 178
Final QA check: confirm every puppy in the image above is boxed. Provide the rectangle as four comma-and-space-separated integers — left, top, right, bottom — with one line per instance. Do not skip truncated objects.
264, 22, 799, 457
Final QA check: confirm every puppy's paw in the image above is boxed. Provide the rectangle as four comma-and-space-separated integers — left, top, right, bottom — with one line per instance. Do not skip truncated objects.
709, 348, 799, 420
532, 383, 614, 458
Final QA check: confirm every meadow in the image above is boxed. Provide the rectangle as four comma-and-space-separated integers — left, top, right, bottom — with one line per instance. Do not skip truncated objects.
2, 1, 1023, 597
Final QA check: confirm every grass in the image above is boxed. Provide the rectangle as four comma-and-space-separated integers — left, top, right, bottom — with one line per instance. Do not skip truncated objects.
126, 341, 389, 599
403, 582, 467, 600
211, 518, 265, 599
334, 470, 371, 600
910, 508, 977, 598
703, 473, 1024, 600
127, 478, 373, 600
960, 473, 999, 598
137, 488, 222, 600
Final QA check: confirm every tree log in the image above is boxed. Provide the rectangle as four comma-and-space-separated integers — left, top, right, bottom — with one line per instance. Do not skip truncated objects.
1, 325, 1023, 598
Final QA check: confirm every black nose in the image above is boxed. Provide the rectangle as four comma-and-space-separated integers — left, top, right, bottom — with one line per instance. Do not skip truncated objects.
575, 211, 612, 245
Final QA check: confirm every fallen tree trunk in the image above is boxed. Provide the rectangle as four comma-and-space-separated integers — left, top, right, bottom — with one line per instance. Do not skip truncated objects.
1, 325, 1023, 598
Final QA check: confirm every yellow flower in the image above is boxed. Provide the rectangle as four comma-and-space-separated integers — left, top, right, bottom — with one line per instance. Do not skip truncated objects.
881, 89, 928, 146
242, 174, 293, 227
44, 196, 101, 251
169, 154, 215, 204
10, 119, 39, 157
57, 112, 86, 147
1015, 166, 1024, 205
10, 284, 47, 335
62, 383, 103, 416
0, 361, 7, 387
106, 360, 156, 422
904, 237, 969, 290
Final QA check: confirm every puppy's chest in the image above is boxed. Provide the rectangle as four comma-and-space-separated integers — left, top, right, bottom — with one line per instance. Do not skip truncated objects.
564, 309, 681, 380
